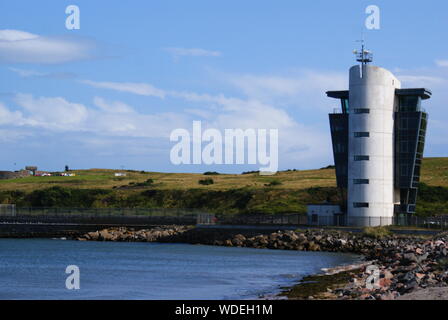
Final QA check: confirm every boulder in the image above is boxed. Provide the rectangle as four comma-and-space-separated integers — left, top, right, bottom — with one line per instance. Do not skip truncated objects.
402, 253, 418, 265
87, 231, 99, 240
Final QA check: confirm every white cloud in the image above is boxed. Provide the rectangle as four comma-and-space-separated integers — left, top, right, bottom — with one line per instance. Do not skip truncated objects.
0, 128, 32, 142
1, 93, 189, 140
9, 67, 44, 77
0, 29, 96, 64
0, 102, 24, 125
90, 110, 188, 137
0, 87, 331, 169
166, 70, 339, 167
184, 108, 214, 119
8, 67, 77, 79
0, 30, 37, 41
93, 97, 135, 114
398, 75, 446, 86
230, 71, 347, 98
3, 66, 344, 170
171, 90, 332, 166
81, 80, 166, 98
176, 92, 294, 128
214, 70, 348, 116
164, 47, 221, 61
435, 60, 448, 67
85, 96, 189, 138
13, 93, 88, 130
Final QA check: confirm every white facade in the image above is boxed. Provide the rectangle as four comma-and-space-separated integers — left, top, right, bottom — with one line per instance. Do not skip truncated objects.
347, 65, 401, 226
114, 172, 127, 177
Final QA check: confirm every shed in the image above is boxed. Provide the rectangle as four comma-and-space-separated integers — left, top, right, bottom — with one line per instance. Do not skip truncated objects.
307, 204, 343, 226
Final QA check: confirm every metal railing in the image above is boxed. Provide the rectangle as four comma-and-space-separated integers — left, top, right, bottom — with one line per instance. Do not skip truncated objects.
0, 209, 307, 227
308, 215, 448, 229
0, 207, 205, 226
0, 204, 15, 216
332, 108, 343, 114
216, 214, 308, 226
2, 207, 448, 230
1, 207, 202, 217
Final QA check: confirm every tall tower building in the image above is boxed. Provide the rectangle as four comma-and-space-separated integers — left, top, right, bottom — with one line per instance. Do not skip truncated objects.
326, 49, 431, 226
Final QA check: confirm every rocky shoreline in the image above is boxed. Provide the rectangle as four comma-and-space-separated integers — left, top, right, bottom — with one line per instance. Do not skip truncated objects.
75, 226, 448, 300
77, 225, 192, 242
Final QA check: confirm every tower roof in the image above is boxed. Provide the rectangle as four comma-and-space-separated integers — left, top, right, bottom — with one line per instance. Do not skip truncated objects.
326, 91, 348, 99
395, 88, 432, 100
327, 88, 432, 100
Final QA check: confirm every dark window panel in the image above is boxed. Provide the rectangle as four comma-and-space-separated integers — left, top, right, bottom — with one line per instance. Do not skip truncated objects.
353, 202, 369, 208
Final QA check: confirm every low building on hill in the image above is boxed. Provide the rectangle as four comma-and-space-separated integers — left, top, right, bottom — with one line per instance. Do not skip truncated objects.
114, 172, 127, 177
0, 170, 31, 180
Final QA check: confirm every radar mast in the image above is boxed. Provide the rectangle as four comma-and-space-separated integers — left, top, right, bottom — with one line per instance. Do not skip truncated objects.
353, 39, 373, 65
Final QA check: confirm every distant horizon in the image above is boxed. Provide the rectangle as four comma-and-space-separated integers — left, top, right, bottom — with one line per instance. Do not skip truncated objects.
4, 156, 447, 175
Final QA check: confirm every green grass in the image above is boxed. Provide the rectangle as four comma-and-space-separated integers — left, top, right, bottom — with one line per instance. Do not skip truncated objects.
281, 268, 361, 299
1, 157, 445, 192
363, 226, 392, 238
0, 158, 447, 216
0, 167, 337, 191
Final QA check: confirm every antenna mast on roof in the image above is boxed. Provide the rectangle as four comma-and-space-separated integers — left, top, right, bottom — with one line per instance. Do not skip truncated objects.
353, 37, 373, 65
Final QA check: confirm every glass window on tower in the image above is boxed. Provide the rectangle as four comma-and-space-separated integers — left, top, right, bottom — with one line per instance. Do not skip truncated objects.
400, 118, 408, 129
400, 164, 408, 177
399, 96, 421, 112
400, 141, 409, 153
353, 202, 369, 208
420, 117, 427, 132
354, 155, 370, 161
341, 98, 349, 114
354, 108, 370, 114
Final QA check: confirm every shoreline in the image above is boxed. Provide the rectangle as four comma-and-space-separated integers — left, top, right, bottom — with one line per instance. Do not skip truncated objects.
259, 260, 368, 300
74, 225, 448, 300
3, 225, 448, 300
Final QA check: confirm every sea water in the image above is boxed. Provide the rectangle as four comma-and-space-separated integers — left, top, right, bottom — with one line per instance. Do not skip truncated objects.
0, 239, 361, 300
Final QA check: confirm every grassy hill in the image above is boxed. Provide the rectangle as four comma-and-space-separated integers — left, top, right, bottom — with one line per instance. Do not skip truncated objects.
0, 167, 337, 192
0, 157, 447, 216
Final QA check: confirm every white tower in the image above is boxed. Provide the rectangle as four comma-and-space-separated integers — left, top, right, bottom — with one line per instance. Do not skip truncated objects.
326, 46, 431, 227
347, 64, 401, 226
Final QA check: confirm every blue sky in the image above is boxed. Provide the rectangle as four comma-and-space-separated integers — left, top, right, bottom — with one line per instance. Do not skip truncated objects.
0, 0, 447, 173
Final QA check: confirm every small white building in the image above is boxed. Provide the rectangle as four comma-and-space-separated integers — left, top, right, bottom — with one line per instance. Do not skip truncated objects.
114, 172, 127, 177
307, 204, 343, 226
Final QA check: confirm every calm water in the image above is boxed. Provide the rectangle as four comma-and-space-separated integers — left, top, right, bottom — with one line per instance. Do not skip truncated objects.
0, 239, 360, 300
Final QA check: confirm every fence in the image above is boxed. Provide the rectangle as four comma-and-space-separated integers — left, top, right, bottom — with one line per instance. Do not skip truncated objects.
216, 214, 308, 226
0, 204, 15, 216
2, 207, 448, 230
308, 215, 448, 229
0, 208, 307, 228
0, 207, 204, 226
6, 207, 202, 217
